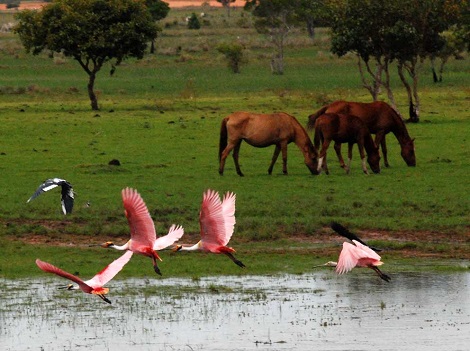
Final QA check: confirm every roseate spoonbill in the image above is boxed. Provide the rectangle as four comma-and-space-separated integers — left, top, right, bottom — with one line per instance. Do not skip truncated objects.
320, 240, 391, 282
330, 221, 381, 252
174, 189, 245, 268
27, 178, 74, 214
35, 250, 133, 304
101, 187, 184, 276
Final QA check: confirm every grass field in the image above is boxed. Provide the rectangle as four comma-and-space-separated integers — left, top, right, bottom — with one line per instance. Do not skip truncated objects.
0, 6, 468, 278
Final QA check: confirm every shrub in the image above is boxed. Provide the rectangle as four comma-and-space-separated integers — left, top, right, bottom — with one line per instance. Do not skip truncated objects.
217, 42, 247, 73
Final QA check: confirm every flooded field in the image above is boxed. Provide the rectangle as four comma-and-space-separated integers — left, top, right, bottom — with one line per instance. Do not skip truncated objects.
1, 271, 469, 351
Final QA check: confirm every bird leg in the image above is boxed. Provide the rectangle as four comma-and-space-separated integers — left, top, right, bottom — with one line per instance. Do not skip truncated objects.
370, 266, 391, 282
224, 252, 246, 268
98, 294, 112, 304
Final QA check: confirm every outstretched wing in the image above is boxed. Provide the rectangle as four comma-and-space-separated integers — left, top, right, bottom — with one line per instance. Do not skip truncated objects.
220, 191, 236, 246
27, 178, 65, 203
86, 250, 133, 288
122, 188, 156, 247
35, 258, 92, 293
60, 181, 74, 214
153, 224, 184, 250
330, 221, 381, 252
336, 240, 382, 274
199, 189, 226, 246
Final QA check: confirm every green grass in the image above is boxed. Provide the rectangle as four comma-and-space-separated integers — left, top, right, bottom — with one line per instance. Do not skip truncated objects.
0, 5, 468, 278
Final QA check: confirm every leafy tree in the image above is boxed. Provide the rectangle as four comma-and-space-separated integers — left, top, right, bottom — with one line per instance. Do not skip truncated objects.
244, 0, 300, 75
14, 0, 158, 111
296, 0, 330, 40
329, 0, 468, 122
217, 42, 247, 73
145, 0, 170, 54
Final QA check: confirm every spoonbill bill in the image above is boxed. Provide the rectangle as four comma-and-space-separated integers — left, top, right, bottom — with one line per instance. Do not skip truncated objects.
174, 189, 245, 268
27, 178, 74, 214
101, 187, 184, 275
35, 250, 132, 304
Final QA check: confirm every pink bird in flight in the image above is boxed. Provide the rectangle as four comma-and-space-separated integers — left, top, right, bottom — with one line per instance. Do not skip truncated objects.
101, 187, 184, 275
174, 189, 245, 268
35, 250, 133, 304
319, 222, 391, 282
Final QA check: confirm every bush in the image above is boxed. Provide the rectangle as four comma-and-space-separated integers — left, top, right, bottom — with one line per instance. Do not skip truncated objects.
217, 42, 247, 73
187, 13, 201, 30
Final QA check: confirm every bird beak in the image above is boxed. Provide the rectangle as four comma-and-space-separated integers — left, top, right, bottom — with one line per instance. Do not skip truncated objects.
58, 284, 74, 290
172, 245, 182, 252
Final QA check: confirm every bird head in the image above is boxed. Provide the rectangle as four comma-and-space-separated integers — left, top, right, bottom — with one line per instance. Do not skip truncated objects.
101, 241, 115, 248
172, 244, 183, 252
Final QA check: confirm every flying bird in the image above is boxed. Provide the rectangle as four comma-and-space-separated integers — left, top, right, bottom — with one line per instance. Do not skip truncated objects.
35, 250, 132, 304
174, 189, 245, 268
330, 221, 381, 252
320, 240, 391, 282
27, 178, 74, 214
101, 187, 184, 276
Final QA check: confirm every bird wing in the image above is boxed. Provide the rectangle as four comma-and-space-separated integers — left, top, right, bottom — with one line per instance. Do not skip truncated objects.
122, 188, 156, 248
60, 181, 74, 214
27, 178, 65, 203
330, 221, 381, 252
220, 191, 236, 246
35, 258, 92, 294
153, 224, 184, 250
199, 189, 226, 246
336, 241, 382, 274
85, 250, 133, 288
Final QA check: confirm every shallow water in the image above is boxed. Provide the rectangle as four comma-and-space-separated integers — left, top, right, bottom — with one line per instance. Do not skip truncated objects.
1, 271, 469, 351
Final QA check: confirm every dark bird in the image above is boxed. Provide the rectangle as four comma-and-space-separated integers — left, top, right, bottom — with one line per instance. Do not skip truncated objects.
27, 178, 74, 214
330, 221, 381, 252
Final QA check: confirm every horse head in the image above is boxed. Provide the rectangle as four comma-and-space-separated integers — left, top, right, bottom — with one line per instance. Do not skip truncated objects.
401, 138, 416, 166
367, 145, 381, 174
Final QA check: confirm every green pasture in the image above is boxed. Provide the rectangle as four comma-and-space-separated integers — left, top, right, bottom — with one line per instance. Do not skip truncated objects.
0, 6, 468, 278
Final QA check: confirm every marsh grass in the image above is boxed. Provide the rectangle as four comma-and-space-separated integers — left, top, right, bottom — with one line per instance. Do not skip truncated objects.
0, 5, 468, 278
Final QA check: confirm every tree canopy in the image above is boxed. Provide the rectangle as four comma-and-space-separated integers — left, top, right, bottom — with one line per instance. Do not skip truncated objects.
15, 0, 159, 110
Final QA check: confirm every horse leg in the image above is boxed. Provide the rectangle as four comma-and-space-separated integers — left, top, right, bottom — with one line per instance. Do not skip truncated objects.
346, 142, 354, 175
374, 133, 388, 167
317, 140, 331, 175
334, 142, 347, 171
219, 141, 238, 175
281, 142, 288, 175
232, 141, 244, 177
356, 141, 369, 175
268, 145, 281, 175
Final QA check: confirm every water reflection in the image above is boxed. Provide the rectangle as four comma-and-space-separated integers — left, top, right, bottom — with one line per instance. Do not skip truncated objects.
1, 272, 469, 350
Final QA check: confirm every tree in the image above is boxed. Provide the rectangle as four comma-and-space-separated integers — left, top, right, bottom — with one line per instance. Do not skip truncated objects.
217, 0, 236, 17
187, 13, 201, 29
296, 0, 330, 41
145, 0, 170, 54
244, 0, 300, 75
14, 0, 158, 111
329, 0, 468, 122
217, 42, 247, 73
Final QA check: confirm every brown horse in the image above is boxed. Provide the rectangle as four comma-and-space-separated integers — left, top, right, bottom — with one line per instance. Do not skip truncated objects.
219, 111, 319, 176
307, 100, 415, 167
313, 113, 381, 175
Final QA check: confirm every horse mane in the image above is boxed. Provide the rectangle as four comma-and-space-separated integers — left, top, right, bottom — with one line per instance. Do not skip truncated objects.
387, 104, 412, 139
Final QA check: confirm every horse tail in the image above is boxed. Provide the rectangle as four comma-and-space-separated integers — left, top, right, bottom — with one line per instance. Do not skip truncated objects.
219, 117, 228, 162
307, 106, 328, 132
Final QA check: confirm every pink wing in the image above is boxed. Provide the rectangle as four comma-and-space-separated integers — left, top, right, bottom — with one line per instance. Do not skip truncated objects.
122, 188, 156, 248
199, 189, 226, 246
153, 224, 184, 250
36, 259, 92, 294
336, 240, 382, 274
86, 250, 133, 288
220, 191, 236, 246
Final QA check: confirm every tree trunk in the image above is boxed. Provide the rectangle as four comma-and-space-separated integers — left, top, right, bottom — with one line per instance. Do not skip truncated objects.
357, 56, 382, 101
87, 72, 99, 111
397, 62, 419, 123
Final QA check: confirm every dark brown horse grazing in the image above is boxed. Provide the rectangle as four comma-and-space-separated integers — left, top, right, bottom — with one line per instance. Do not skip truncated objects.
307, 100, 415, 167
219, 111, 319, 176
312, 113, 381, 175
